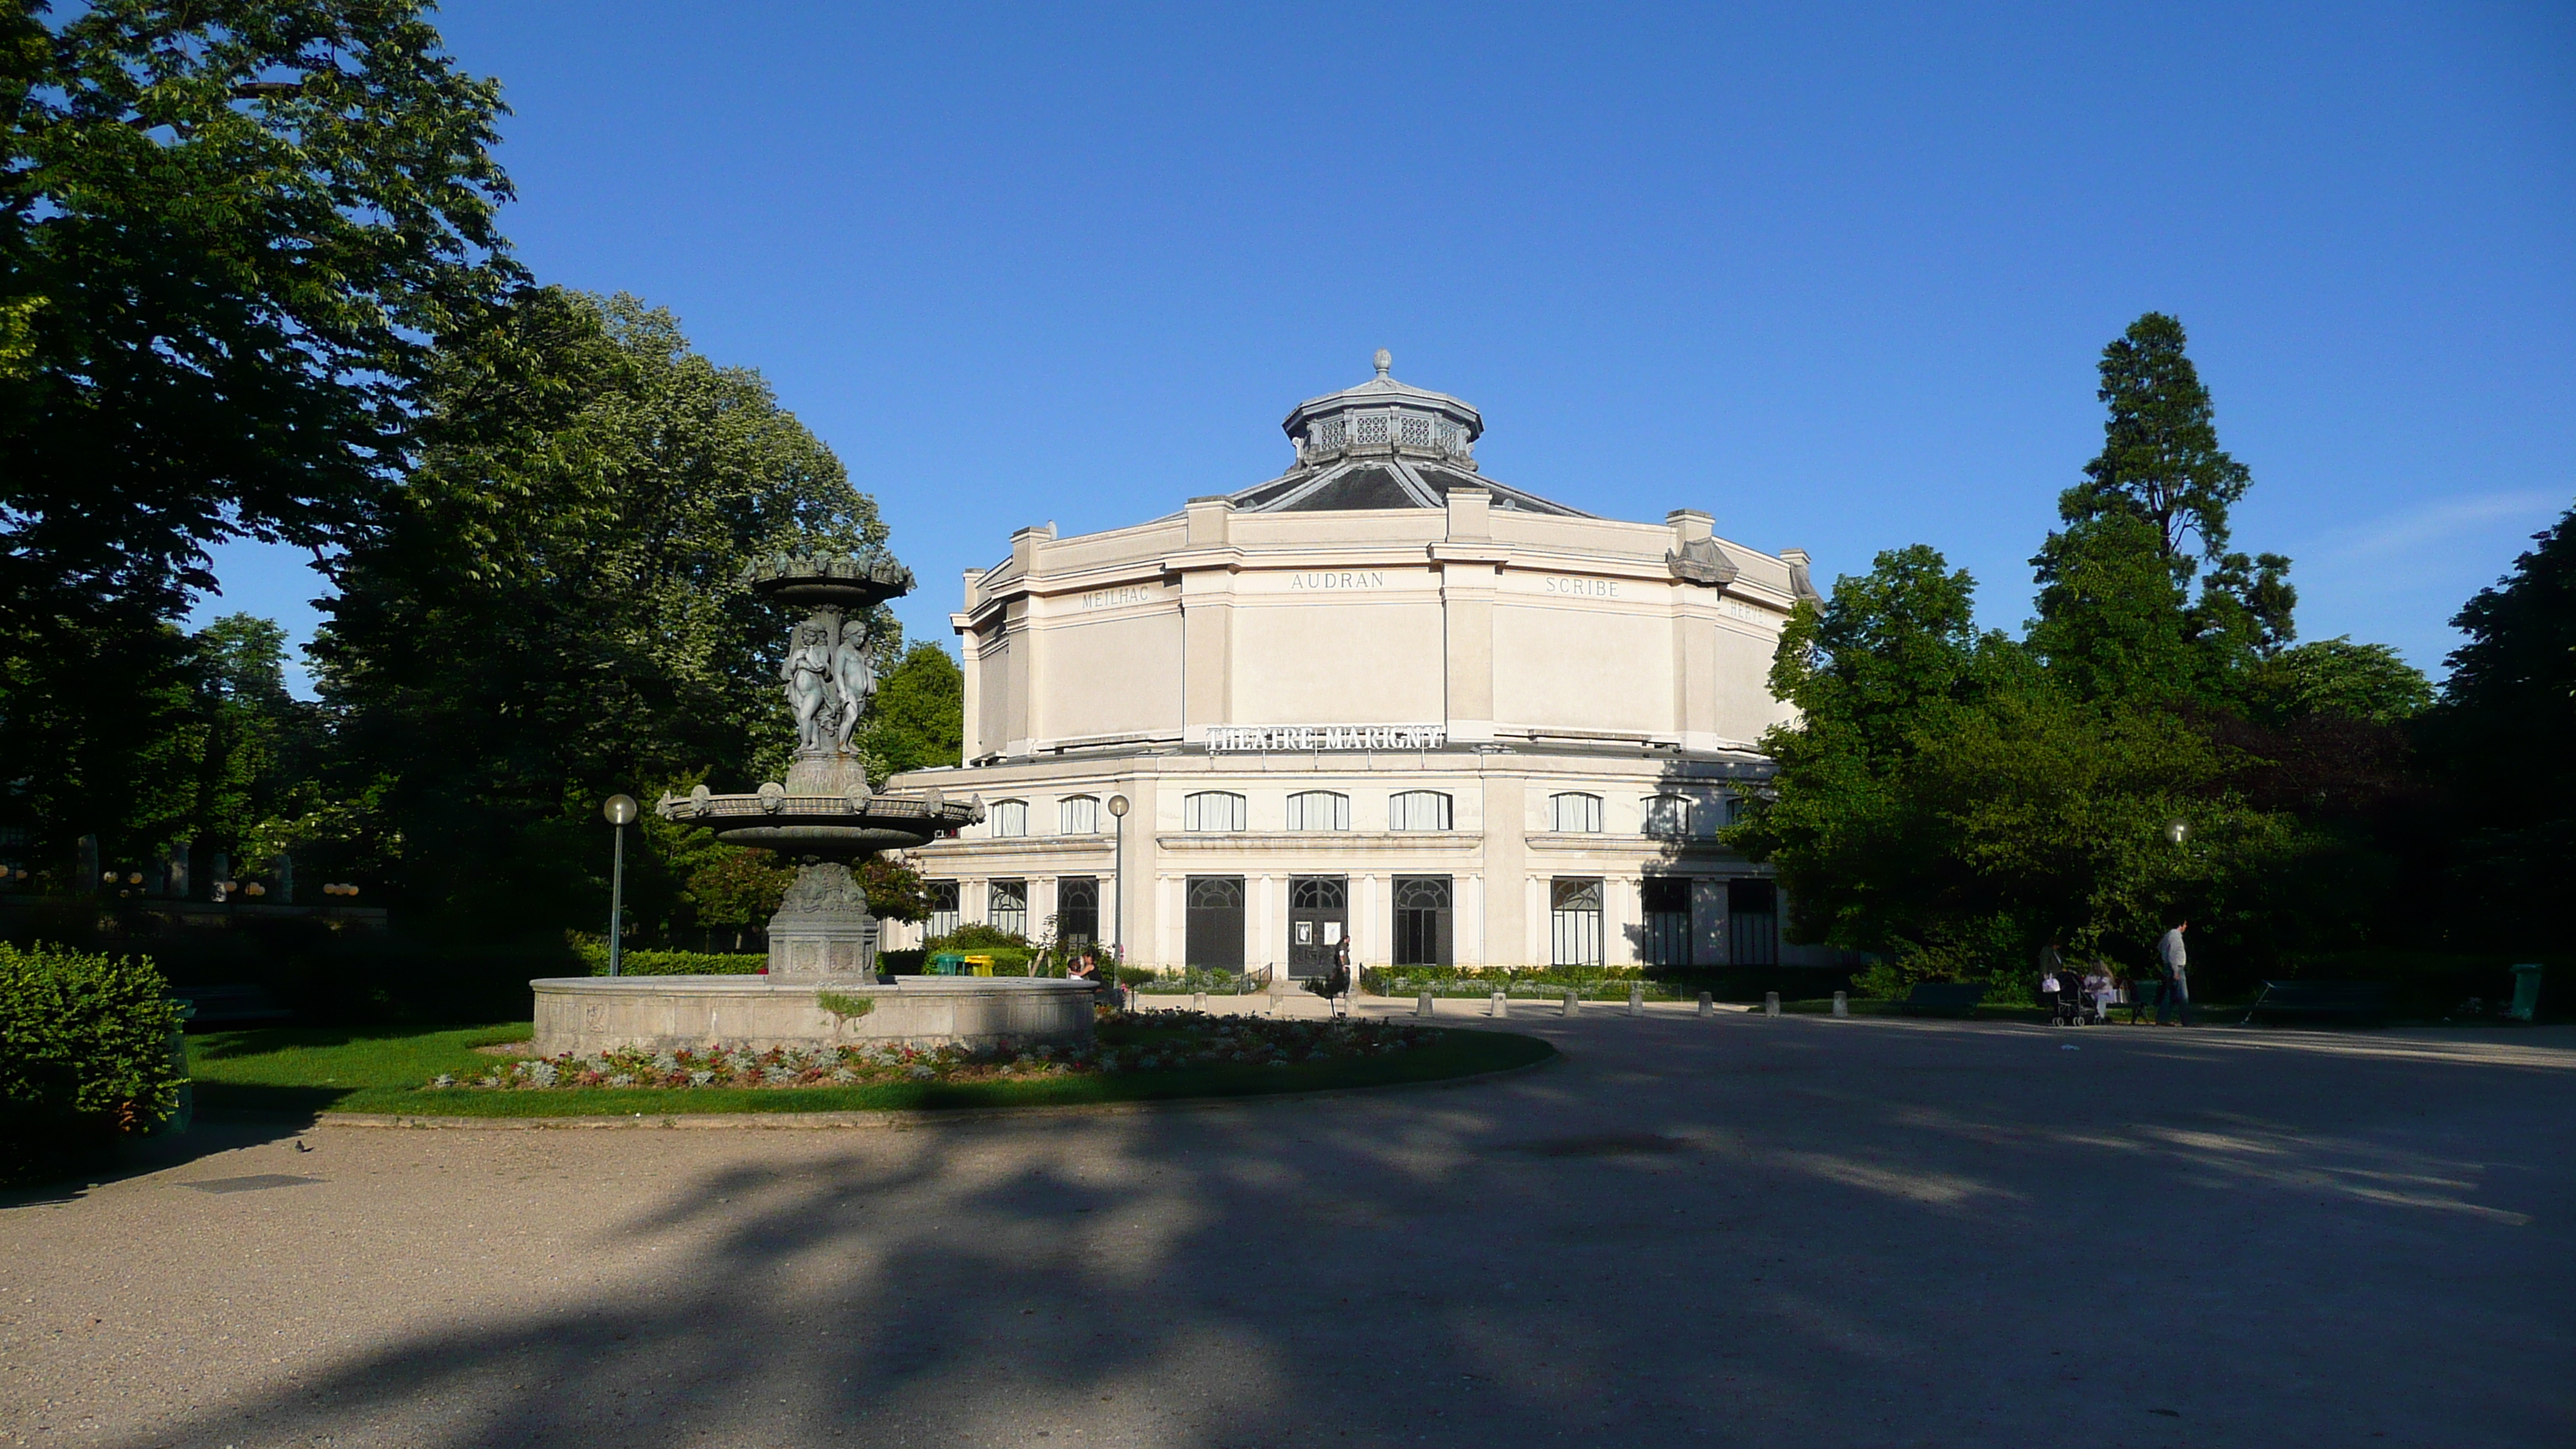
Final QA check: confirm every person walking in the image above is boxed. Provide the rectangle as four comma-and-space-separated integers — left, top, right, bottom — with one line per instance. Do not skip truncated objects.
2155, 919, 2194, 1026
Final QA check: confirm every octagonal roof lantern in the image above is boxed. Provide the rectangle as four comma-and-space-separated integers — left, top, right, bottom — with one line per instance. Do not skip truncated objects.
1280, 349, 1484, 471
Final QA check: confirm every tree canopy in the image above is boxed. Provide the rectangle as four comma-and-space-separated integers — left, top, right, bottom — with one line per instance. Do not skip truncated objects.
313, 286, 884, 927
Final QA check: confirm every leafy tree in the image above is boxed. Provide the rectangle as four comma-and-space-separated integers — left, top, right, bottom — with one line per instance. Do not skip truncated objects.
2421, 502, 2576, 943
2033, 313, 2293, 705
862, 641, 965, 779
2244, 637, 2432, 726
313, 287, 883, 930
0, 1, 514, 866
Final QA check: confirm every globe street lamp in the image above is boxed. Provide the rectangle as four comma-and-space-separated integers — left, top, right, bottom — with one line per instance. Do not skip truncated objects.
2163, 818, 2191, 848
1106, 793, 1131, 1002
604, 793, 639, 977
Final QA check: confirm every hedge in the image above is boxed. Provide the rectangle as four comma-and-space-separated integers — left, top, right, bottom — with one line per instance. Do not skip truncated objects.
575, 943, 768, 976
1, 942, 185, 1173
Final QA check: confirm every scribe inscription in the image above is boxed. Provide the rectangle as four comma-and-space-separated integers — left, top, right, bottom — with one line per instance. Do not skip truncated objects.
1543, 577, 1619, 598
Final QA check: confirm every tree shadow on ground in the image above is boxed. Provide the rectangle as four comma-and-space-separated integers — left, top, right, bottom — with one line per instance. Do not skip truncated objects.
80, 1016, 2576, 1448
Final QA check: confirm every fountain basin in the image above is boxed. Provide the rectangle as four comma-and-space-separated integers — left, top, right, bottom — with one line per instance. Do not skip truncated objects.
531, 975, 1096, 1057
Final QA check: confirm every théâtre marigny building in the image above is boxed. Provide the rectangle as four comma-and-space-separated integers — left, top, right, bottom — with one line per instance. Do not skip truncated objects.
880, 352, 1833, 976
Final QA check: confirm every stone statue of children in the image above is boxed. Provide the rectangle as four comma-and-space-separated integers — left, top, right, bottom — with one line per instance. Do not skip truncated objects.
831, 612, 875, 753
783, 618, 838, 754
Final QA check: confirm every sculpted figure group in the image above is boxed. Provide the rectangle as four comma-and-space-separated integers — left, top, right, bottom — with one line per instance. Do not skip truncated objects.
782, 608, 878, 755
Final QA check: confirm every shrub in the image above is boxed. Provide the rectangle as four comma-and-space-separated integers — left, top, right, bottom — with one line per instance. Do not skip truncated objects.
1, 942, 185, 1174
924, 923, 1033, 954
574, 943, 766, 976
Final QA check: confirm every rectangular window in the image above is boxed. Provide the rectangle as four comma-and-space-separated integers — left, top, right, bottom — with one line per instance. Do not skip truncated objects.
1286, 790, 1350, 831
1641, 876, 1691, 967
1727, 877, 1780, 967
1550, 878, 1605, 967
1183, 791, 1247, 831
988, 879, 1028, 937
1550, 793, 1603, 833
1059, 796, 1099, 834
926, 880, 960, 940
1389, 790, 1452, 832
1055, 876, 1098, 947
989, 800, 1029, 838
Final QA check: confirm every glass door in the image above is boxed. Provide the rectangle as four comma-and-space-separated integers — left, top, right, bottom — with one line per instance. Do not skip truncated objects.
1288, 875, 1348, 977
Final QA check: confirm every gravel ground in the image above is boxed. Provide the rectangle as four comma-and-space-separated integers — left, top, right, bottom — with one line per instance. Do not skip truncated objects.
5, 1010, 2570, 1449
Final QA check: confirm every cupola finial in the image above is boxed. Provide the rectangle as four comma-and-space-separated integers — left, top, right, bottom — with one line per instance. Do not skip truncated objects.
1372, 347, 1392, 379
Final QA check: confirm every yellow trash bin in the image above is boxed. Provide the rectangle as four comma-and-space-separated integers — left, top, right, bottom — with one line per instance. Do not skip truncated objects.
964, 954, 995, 977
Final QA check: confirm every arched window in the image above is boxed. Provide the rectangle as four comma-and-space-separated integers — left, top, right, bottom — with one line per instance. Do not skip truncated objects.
1643, 794, 1691, 840
1550, 878, 1605, 965
1550, 792, 1603, 833
1058, 796, 1100, 834
988, 879, 1028, 937
1285, 790, 1350, 831
1183, 791, 1248, 832
988, 800, 1029, 838
1388, 790, 1453, 832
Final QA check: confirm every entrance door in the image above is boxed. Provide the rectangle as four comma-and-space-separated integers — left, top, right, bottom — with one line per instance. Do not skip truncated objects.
1392, 875, 1452, 967
1288, 875, 1348, 977
1727, 877, 1779, 967
1185, 875, 1246, 971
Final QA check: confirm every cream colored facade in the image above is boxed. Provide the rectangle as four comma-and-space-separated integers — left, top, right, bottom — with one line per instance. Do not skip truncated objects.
883, 356, 1826, 974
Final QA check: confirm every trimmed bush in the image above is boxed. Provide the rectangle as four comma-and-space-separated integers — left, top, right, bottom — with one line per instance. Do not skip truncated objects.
1, 942, 185, 1173
575, 943, 766, 976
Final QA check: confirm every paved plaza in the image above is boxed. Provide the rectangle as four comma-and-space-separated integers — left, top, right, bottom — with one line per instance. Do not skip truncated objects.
5, 1006, 2571, 1448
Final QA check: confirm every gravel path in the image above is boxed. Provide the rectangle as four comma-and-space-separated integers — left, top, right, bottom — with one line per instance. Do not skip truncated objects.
5, 1012, 2570, 1448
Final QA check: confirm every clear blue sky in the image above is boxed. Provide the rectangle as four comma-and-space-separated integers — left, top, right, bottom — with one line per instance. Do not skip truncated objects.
194, 2, 2574, 692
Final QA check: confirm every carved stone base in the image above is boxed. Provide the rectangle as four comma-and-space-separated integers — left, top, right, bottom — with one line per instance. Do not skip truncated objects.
767, 861, 879, 981
785, 750, 873, 796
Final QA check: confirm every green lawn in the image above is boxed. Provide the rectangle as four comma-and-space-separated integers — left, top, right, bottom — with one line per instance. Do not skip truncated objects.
187, 1022, 1555, 1118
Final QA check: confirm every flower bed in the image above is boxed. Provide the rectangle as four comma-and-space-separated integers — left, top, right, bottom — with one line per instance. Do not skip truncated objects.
429, 1012, 1444, 1092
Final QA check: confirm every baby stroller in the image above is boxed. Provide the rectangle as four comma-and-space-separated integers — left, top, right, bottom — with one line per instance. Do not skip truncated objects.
2041, 970, 2083, 1026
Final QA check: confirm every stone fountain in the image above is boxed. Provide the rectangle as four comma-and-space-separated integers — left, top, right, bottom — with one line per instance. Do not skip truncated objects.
529, 548, 1096, 1057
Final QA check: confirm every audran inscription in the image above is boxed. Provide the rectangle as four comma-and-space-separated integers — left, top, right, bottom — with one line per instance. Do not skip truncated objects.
1289, 570, 1388, 591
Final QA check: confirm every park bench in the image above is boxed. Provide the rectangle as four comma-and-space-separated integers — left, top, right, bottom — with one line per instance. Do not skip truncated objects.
168, 984, 289, 1027
1897, 982, 1987, 1017
2246, 980, 2389, 1023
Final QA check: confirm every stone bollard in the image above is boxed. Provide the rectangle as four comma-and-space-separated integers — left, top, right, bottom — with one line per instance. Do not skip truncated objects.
1562, 988, 1579, 1018
1417, 989, 1434, 1019
1697, 992, 1713, 1018
1764, 991, 1781, 1017
1194, 989, 1207, 1013
1832, 990, 1849, 1018
1492, 991, 1509, 1019
1629, 982, 1645, 1017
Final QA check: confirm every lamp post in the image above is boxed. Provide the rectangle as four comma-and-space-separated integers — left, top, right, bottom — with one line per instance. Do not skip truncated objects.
604, 794, 639, 977
1106, 793, 1130, 1004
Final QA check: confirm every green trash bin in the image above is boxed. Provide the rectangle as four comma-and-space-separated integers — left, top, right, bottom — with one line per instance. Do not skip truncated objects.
929, 952, 965, 977
2507, 964, 2543, 1023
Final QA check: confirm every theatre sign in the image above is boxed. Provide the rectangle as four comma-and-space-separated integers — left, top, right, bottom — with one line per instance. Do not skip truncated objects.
1207, 724, 1449, 752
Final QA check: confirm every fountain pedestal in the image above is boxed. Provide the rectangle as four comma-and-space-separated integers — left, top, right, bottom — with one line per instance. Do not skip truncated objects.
766, 860, 879, 981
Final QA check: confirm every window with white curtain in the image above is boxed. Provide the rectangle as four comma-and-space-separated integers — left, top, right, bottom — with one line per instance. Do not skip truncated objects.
1550, 792, 1603, 833
1389, 790, 1453, 831
988, 800, 1029, 838
1182, 791, 1247, 832
1550, 878, 1605, 966
1643, 794, 1691, 840
925, 881, 960, 939
1059, 796, 1100, 834
1285, 790, 1350, 831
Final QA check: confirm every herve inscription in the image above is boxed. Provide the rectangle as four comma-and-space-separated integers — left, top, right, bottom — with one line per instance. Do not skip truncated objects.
1543, 577, 1619, 598
1289, 570, 1388, 591
1081, 584, 1157, 609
